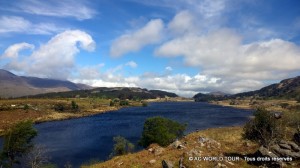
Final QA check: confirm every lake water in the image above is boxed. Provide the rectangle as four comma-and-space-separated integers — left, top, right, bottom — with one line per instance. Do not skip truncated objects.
1, 102, 253, 167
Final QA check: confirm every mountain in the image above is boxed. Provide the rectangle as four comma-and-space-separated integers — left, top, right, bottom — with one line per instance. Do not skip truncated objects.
0, 69, 93, 98
26, 87, 179, 100
193, 92, 229, 102
233, 76, 300, 99
193, 76, 300, 102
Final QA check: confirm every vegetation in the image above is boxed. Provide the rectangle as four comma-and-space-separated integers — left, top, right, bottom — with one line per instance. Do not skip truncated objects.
141, 101, 148, 107
24, 87, 178, 100
242, 108, 284, 148
109, 136, 134, 158
139, 116, 186, 148
0, 120, 37, 168
71, 100, 79, 112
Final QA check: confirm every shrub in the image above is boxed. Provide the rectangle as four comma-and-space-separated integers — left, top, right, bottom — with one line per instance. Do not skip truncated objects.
54, 103, 64, 112
71, 101, 79, 112
23, 104, 30, 110
109, 101, 115, 106
110, 136, 134, 158
139, 116, 186, 148
142, 101, 148, 107
119, 100, 129, 106
279, 102, 289, 109
0, 120, 37, 167
242, 108, 284, 148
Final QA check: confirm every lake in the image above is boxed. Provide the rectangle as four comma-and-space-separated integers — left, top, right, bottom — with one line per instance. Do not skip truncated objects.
1, 102, 253, 167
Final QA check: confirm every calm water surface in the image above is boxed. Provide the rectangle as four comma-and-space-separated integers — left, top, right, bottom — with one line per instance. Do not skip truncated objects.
1, 102, 253, 167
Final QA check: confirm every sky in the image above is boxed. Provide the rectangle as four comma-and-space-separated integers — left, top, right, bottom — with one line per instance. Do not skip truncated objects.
0, 0, 300, 97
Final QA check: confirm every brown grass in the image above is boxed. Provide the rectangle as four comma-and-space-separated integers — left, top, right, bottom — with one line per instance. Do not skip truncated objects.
83, 127, 260, 168
0, 98, 142, 135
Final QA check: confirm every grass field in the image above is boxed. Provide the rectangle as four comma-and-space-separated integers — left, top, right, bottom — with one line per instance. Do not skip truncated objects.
0, 98, 142, 135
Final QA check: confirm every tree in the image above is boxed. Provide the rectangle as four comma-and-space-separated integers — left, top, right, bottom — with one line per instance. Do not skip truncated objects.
25, 145, 49, 168
242, 108, 284, 148
109, 136, 134, 158
139, 116, 186, 148
0, 120, 37, 168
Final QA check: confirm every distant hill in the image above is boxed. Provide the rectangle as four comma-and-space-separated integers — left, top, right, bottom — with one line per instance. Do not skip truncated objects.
193, 92, 229, 102
0, 69, 93, 98
194, 76, 300, 101
26, 87, 179, 100
233, 76, 300, 99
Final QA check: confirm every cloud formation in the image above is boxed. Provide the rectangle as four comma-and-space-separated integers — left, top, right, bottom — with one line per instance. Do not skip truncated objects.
15, 0, 96, 20
110, 19, 164, 57
0, 16, 64, 35
2, 30, 95, 79
155, 28, 300, 93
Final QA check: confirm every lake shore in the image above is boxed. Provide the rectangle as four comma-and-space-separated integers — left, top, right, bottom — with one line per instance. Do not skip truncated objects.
0, 98, 141, 136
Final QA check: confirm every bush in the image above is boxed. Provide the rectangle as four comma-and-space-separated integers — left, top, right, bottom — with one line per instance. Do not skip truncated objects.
54, 103, 65, 112
139, 116, 186, 148
0, 120, 37, 167
71, 101, 79, 112
119, 100, 129, 106
109, 101, 114, 106
110, 136, 134, 158
242, 108, 284, 148
142, 101, 148, 107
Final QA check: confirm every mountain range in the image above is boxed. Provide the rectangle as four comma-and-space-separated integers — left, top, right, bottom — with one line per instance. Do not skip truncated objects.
0, 69, 178, 99
194, 76, 300, 101
0, 69, 92, 98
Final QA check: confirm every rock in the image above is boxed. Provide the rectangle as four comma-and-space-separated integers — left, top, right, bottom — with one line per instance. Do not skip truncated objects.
162, 160, 173, 168
148, 148, 154, 153
154, 147, 164, 156
187, 148, 202, 157
271, 144, 300, 159
256, 146, 278, 158
179, 157, 186, 168
272, 111, 283, 119
171, 140, 185, 149
149, 159, 156, 164
280, 140, 300, 152
198, 136, 221, 149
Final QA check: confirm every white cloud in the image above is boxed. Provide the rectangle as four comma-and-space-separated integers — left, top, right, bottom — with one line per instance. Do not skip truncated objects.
2, 43, 34, 59
165, 66, 173, 71
0, 16, 64, 35
110, 19, 164, 57
168, 10, 195, 36
156, 29, 300, 93
125, 61, 138, 68
2, 30, 95, 79
16, 0, 96, 20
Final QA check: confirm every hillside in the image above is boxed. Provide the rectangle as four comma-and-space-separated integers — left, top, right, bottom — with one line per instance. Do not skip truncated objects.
26, 87, 179, 100
0, 69, 92, 98
233, 76, 300, 99
194, 76, 300, 101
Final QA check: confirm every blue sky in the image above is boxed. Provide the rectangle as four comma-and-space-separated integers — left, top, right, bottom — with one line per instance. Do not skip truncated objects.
0, 0, 300, 97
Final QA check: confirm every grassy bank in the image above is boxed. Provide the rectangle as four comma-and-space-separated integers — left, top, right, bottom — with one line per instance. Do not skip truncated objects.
0, 98, 143, 136
83, 126, 259, 168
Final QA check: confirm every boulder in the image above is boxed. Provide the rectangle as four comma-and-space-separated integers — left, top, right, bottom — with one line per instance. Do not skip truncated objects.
256, 146, 278, 158
171, 140, 186, 149
162, 160, 173, 168
271, 143, 300, 159
198, 136, 221, 149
